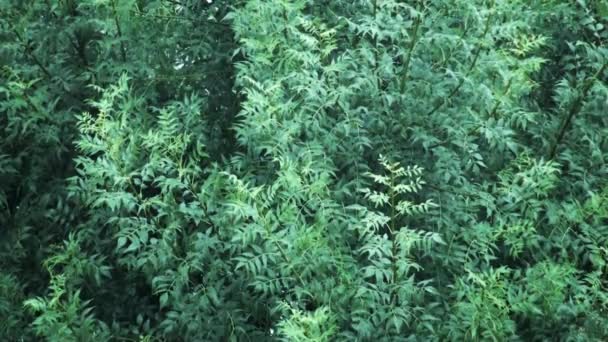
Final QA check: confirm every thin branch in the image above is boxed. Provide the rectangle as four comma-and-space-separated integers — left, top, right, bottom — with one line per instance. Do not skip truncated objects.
389, 172, 399, 305
425, 5, 494, 117
163, 0, 185, 6
488, 77, 512, 119
68, 34, 89, 67
373, 0, 380, 89
399, 8, 422, 94
112, 0, 128, 62
131, 10, 230, 28
11, 28, 53, 80
9, 26, 82, 99
548, 62, 607, 160
433, 20, 471, 71
282, 6, 290, 41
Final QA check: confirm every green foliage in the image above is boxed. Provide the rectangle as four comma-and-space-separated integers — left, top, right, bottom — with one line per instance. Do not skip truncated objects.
276, 303, 337, 342
23, 239, 112, 342
1, 0, 607, 340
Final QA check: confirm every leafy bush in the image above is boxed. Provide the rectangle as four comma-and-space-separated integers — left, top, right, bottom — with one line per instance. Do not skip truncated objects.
1, 0, 607, 340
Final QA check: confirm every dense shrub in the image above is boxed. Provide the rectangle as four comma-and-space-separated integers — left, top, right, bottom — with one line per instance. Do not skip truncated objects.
1, 0, 607, 340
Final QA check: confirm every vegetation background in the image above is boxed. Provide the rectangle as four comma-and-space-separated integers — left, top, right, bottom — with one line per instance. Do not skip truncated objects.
1, 0, 607, 340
